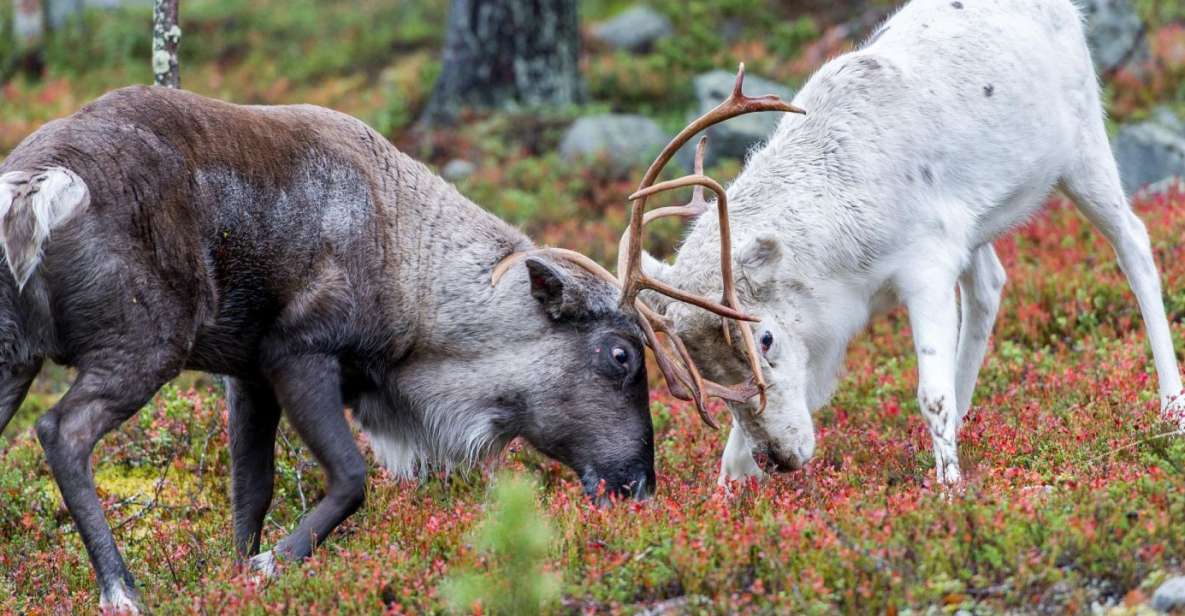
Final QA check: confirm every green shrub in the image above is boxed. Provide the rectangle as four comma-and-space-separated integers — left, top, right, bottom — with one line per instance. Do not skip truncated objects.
1137, 0, 1185, 26
441, 473, 560, 615
40, 6, 153, 79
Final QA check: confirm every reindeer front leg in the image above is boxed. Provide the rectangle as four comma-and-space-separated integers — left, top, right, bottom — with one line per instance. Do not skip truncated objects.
903, 267, 963, 485
717, 423, 765, 485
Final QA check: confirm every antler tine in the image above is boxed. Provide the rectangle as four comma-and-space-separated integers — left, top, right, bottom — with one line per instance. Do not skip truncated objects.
638, 310, 716, 429
685, 136, 711, 215
619, 62, 805, 308
614, 136, 713, 285
638, 305, 762, 424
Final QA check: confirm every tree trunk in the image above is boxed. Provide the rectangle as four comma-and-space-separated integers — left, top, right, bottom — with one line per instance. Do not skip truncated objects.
421, 0, 583, 126
152, 0, 181, 88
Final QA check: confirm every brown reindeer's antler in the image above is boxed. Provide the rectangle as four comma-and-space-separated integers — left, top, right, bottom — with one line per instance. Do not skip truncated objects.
494, 63, 803, 429
616, 63, 805, 422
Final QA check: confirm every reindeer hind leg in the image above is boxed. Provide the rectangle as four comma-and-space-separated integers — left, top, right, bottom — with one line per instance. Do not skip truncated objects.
35, 357, 182, 613
1060, 119, 1184, 422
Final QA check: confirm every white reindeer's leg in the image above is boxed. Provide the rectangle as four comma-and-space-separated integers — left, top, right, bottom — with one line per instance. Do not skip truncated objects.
717, 423, 765, 485
1061, 126, 1185, 424
903, 267, 963, 485
955, 244, 1006, 421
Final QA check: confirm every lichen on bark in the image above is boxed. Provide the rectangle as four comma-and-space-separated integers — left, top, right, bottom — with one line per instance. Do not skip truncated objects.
152, 0, 181, 88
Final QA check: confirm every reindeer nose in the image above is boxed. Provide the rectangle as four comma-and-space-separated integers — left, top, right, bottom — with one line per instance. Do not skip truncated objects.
793, 439, 816, 467
754, 439, 815, 473
581, 463, 655, 503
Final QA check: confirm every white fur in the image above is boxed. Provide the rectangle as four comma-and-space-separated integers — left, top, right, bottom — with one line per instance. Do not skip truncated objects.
249, 550, 278, 578
660, 0, 1185, 485
0, 167, 90, 289
363, 417, 503, 480
98, 580, 141, 614
358, 391, 510, 481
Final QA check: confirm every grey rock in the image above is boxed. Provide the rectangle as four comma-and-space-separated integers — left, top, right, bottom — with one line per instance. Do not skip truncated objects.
441, 159, 477, 183
1079, 0, 1148, 73
1153, 577, 1185, 613
559, 115, 668, 175
591, 6, 673, 53
679, 70, 796, 168
1115, 107, 1185, 195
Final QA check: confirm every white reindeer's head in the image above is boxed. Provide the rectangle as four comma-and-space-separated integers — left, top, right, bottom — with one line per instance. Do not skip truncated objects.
664, 235, 818, 473
612, 64, 814, 473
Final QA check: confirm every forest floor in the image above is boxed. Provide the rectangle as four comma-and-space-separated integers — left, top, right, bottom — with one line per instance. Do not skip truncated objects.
1, 185, 1183, 614
2, 0, 1185, 613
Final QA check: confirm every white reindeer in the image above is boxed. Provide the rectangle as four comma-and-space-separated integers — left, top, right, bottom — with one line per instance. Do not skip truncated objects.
623, 0, 1185, 485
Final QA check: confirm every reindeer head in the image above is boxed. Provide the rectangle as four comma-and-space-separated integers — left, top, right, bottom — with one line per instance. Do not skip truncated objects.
615, 64, 812, 473
660, 235, 819, 475
487, 65, 805, 490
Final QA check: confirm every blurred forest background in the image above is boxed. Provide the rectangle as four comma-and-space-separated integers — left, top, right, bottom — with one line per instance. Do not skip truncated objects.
0, 0, 1183, 265
4, 1, 1185, 613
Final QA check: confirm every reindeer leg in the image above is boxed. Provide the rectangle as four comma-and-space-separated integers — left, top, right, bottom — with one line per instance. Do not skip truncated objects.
36, 363, 180, 613
1060, 124, 1185, 424
226, 376, 282, 559
902, 265, 963, 485
251, 354, 365, 575
0, 359, 41, 436
955, 244, 1006, 423
717, 422, 765, 485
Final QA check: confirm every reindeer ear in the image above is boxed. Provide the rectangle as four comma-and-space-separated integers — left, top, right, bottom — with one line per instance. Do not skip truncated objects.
525, 258, 589, 321
739, 236, 782, 271
737, 236, 782, 298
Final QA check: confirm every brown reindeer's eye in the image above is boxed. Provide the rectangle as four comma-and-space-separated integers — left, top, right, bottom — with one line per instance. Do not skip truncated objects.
611, 347, 630, 365
760, 331, 774, 353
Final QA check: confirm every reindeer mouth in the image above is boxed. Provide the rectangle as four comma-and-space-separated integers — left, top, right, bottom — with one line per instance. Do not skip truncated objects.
580, 469, 654, 505
752, 449, 800, 474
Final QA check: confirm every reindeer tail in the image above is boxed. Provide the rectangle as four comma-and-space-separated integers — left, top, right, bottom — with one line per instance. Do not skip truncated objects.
0, 167, 90, 290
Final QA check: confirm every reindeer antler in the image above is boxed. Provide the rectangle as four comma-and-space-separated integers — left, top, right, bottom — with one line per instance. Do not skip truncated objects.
616, 63, 805, 421
493, 63, 803, 428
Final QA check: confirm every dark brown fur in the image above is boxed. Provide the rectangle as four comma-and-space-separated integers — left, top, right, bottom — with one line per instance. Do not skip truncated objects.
0, 86, 654, 610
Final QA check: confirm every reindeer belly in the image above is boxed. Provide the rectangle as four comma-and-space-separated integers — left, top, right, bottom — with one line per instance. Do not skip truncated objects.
186, 285, 278, 377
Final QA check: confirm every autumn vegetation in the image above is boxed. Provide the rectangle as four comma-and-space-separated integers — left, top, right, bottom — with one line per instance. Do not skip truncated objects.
1, 0, 1184, 612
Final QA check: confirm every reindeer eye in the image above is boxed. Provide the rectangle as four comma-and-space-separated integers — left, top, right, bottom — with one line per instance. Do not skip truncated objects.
760, 331, 774, 353
611, 347, 630, 365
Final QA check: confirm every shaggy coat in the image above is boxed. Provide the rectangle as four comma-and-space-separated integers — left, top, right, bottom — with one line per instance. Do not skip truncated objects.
0, 86, 655, 611
645, 0, 1185, 484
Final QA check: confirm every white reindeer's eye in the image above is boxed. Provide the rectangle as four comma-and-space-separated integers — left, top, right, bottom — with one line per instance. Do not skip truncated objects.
611, 347, 630, 365
760, 331, 774, 353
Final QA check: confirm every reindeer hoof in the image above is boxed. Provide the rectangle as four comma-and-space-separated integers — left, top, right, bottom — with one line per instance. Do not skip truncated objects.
250, 550, 279, 579
99, 581, 142, 615
935, 458, 963, 487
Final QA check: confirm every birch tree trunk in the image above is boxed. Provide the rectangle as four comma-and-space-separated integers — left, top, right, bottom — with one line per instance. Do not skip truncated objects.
152, 0, 181, 88
421, 0, 583, 125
